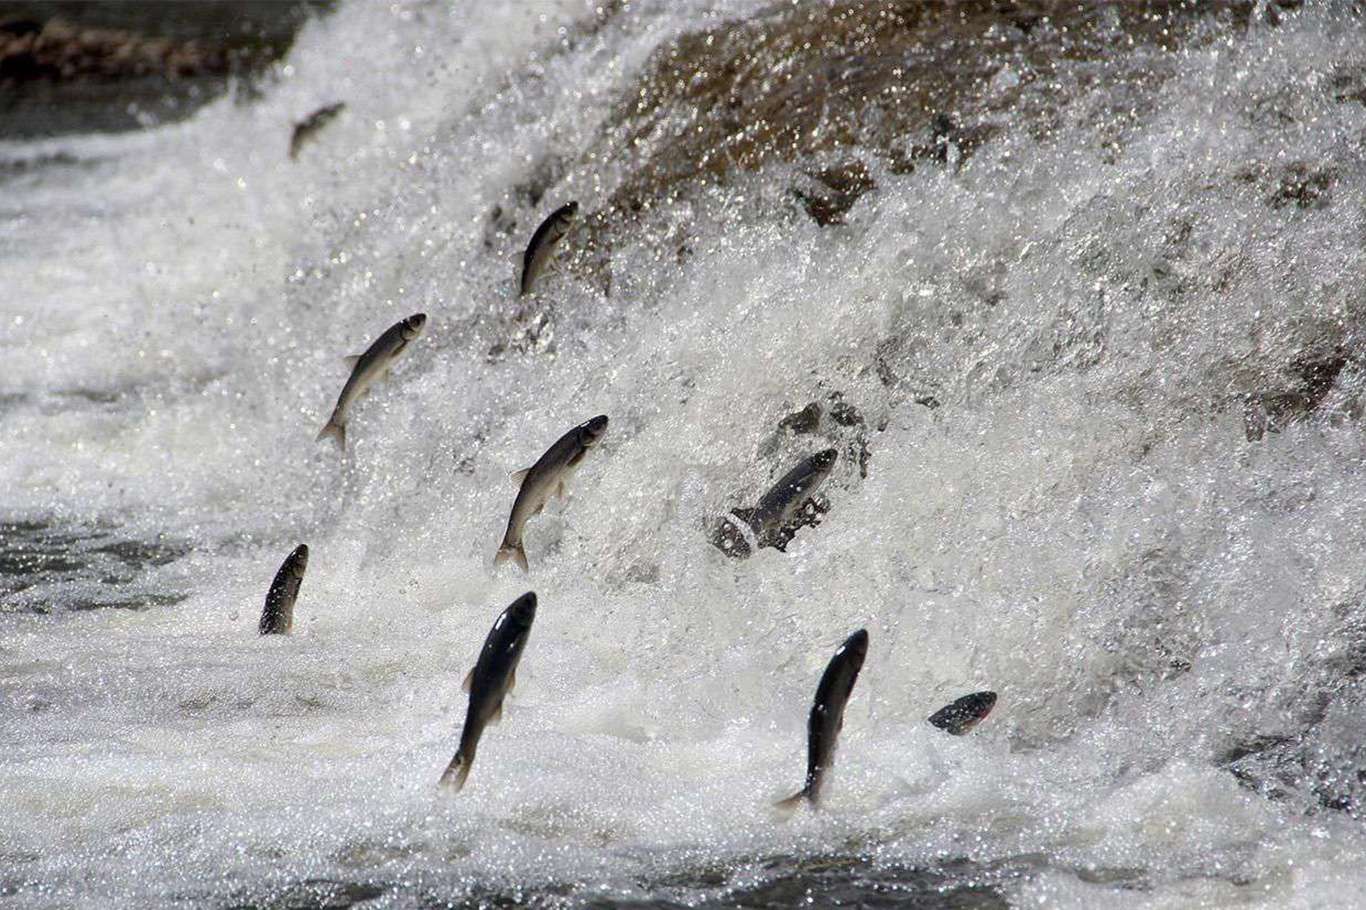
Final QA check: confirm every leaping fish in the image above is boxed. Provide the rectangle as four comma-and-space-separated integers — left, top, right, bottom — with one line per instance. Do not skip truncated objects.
495, 415, 608, 572
928, 691, 996, 735
519, 201, 578, 296
777, 629, 868, 810
439, 592, 538, 791
316, 313, 426, 451
733, 449, 838, 551
289, 102, 346, 160
258, 544, 308, 635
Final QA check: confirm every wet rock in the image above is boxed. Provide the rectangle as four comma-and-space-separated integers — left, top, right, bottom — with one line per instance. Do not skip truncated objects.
1328, 64, 1366, 105
1242, 346, 1350, 440
0, 2, 331, 138
777, 402, 823, 435
1, 19, 222, 84
792, 161, 877, 227
1268, 163, 1337, 210
592, 0, 1238, 224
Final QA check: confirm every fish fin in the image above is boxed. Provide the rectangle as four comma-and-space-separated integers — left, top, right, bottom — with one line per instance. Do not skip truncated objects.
774, 789, 809, 812
316, 420, 345, 451
509, 668, 516, 692
510, 468, 531, 484
555, 480, 567, 500
343, 354, 362, 368
495, 543, 529, 572
461, 669, 473, 693
532, 501, 545, 517
438, 751, 472, 791
489, 699, 505, 725
731, 507, 758, 526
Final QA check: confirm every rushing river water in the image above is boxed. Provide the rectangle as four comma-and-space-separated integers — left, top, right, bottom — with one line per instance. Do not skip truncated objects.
3, 1, 1366, 907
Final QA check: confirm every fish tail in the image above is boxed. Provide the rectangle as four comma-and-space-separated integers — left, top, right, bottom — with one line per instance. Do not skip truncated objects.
774, 788, 810, 813
316, 419, 345, 451
258, 610, 286, 635
438, 750, 472, 791
495, 542, 529, 572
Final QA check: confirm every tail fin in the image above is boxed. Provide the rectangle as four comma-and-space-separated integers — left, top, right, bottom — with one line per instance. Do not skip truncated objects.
438, 751, 472, 791
495, 542, 529, 572
774, 788, 810, 813
316, 420, 345, 451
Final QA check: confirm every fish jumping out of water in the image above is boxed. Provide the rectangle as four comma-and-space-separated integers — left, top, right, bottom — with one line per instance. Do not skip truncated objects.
777, 628, 869, 810
722, 449, 838, 557
440, 592, 538, 791
289, 102, 346, 160
519, 201, 578, 295
928, 691, 996, 735
259, 544, 308, 635
316, 313, 426, 451
495, 415, 608, 572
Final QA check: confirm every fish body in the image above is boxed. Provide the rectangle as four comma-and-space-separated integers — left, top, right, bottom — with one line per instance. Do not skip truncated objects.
777, 628, 869, 810
734, 449, 838, 549
440, 592, 538, 791
496, 415, 608, 571
258, 544, 308, 635
928, 691, 997, 735
289, 102, 346, 160
316, 313, 426, 451
519, 201, 579, 295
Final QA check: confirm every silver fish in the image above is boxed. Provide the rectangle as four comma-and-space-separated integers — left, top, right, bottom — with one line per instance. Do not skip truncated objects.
733, 449, 838, 550
289, 102, 346, 161
496, 415, 608, 572
777, 628, 868, 810
928, 691, 997, 735
519, 201, 578, 295
316, 313, 426, 451
258, 544, 308, 635
440, 592, 537, 791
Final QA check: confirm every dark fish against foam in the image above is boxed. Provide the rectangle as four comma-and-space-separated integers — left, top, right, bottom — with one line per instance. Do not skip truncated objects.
777, 628, 868, 810
316, 313, 426, 451
258, 544, 308, 635
289, 102, 345, 160
928, 691, 997, 735
496, 415, 608, 572
519, 201, 578, 295
440, 592, 537, 791
733, 449, 838, 549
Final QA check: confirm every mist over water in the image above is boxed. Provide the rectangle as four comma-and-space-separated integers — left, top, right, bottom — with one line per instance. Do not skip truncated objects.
3, 1, 1366, 906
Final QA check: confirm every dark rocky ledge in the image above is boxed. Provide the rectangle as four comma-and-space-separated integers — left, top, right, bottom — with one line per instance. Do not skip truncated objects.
0, 1, 332, 139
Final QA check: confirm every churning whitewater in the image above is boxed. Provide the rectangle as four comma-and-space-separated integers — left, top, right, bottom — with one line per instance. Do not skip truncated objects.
3, 1, 1366, 907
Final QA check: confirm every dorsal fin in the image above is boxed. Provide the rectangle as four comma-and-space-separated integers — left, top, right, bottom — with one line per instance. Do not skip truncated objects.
510, 468, 530, 485
343, 354, 362, 368
461, 669, 473, 693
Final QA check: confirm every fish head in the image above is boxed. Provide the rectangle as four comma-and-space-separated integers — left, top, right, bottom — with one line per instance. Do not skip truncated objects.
506, 591, 537, 627
402, 313, 428, 339
961, 691, 997, 719
579, 414, 609, 446
842, 628, 869, 662
289, 543, 310, 574
558, 200, 580, 225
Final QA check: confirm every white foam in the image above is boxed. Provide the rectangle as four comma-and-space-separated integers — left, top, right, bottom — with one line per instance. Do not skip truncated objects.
3, 1, 1366, 905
